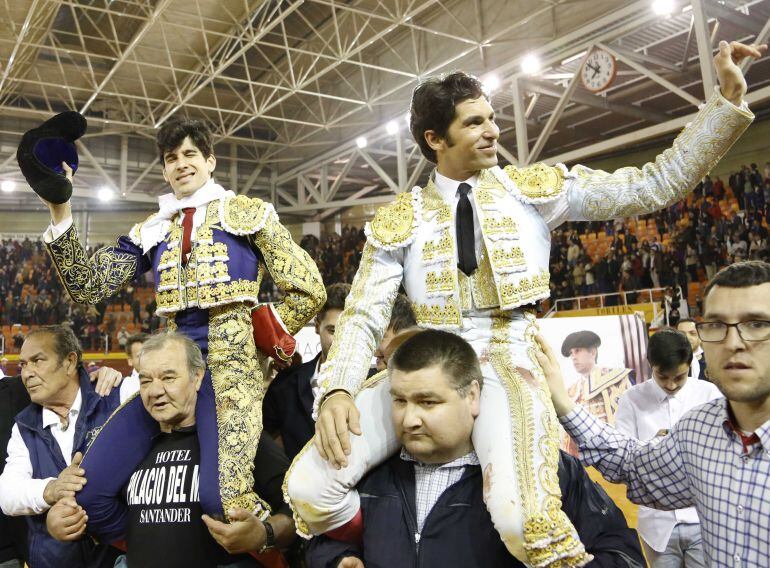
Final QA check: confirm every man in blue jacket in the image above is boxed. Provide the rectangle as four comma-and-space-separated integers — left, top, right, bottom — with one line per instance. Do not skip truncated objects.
0, 326, 125, 568
306, 330, 644, 568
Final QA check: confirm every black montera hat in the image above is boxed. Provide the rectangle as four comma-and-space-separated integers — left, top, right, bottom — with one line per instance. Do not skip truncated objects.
16, 111, 87, 204
560, 330, 601, 357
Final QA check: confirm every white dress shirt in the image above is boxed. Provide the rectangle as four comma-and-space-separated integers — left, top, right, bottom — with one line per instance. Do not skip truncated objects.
433, 171, 483, 262
120, 368, 140, 402
309, 357, 323, 402
0, 383, 137, 517
614, 376, 722, 551
690, 347, 704, 379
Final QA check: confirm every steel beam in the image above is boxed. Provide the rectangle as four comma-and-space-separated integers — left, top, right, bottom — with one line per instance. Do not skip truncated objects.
598, 43, 702, 107
511, 78, 529, 165
690, 0, 718, 98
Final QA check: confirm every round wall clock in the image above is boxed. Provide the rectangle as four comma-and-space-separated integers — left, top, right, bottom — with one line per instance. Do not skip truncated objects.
580, 49, 617, 93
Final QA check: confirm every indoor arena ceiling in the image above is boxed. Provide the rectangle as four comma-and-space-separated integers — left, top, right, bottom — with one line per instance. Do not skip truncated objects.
1, 0, 770, 219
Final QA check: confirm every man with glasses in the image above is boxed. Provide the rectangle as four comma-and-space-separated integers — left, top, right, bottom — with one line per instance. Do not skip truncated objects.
540, 260, 770, 566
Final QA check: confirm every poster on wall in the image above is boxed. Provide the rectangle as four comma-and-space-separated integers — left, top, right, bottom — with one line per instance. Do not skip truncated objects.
538, 314, 649, 455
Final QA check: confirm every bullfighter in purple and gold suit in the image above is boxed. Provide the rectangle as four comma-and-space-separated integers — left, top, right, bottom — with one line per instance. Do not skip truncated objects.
24, 116, 325, 539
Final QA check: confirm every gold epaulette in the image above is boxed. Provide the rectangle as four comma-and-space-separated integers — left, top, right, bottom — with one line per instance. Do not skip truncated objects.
127, 212, 159, 247
219, 194, 273, 236
365, 191, 419, 250
503, 163, 565, 201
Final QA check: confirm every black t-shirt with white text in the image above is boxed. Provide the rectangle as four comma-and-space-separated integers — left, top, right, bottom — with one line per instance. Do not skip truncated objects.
124, 426, 289, 568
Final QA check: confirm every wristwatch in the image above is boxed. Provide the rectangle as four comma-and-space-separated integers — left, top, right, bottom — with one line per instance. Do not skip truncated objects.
258, 520, 276, 554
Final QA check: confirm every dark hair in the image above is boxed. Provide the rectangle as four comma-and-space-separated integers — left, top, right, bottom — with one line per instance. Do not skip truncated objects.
704, 260, 770, 302
409, 72, 486, 163
125, 332, 150, 357
317, 283, 351, 322
26, 325, 82, 366
156, 119, 214, 164
388, 294, 417, 333
647, 328, 693, 371
388, 329, 482, 394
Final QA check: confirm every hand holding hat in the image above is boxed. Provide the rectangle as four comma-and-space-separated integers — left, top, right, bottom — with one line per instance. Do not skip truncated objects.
16, 111, 87, 204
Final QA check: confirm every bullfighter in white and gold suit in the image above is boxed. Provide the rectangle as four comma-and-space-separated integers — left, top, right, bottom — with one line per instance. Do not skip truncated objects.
287, 41, 762, 567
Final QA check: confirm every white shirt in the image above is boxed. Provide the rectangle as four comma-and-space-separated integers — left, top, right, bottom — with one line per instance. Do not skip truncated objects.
120, 368, 140, 402
0, 383, 138, 516
433, 171, 483, 262
309, 358, 322, 402
690, 347, 704, 380
614, 376, 723, 551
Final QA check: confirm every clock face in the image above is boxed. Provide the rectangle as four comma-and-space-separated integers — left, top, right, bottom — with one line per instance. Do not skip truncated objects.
580, 49, 616, 93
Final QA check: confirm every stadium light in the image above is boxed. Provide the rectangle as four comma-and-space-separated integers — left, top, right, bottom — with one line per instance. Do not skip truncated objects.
98, 187, 114, 202
0, 180, 15, 193
652, 0, 675, 16
482, 73, 501, 93
520, 53, 541, 75
386, 120, 399, 135
355, 136, 368, 149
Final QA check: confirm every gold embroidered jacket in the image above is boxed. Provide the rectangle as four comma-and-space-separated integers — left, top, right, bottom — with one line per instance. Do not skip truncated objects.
46, 195, 325, 336
314, 88, 753, 410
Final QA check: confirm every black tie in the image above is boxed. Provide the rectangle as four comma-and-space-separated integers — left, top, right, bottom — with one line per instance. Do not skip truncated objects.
456, 182, 477, 276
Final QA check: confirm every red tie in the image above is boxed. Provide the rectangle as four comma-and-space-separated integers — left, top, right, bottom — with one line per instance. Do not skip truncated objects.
180, 207, 196, 265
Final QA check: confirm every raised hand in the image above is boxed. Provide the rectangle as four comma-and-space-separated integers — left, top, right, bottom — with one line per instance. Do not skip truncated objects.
533, 334, 575, 417
714, 40, 767, 105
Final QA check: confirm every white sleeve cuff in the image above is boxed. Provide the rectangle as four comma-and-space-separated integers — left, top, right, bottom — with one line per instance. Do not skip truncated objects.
43, 215, 74, 243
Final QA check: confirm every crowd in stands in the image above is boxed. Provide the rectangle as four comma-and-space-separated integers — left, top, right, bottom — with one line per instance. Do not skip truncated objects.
4, 162, 770, 354
548, 164, 770, 311
0, 238, 158, 354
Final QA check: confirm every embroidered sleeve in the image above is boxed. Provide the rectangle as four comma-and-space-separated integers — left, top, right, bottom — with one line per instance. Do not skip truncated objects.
313, 242, 404, 418
554, 87, 753, 225
248, 201, 325, 335
46, 223, 149, 305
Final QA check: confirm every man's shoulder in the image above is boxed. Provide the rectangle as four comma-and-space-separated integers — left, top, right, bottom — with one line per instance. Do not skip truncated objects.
676, 398, 725, 433
501, 163, 566, 201
219, 194, 275, 236
127, 212, 161, 247
365, 190, 419, 251
618, 379, 655, 404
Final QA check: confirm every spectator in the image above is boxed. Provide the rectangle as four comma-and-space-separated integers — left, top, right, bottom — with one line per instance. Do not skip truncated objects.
0, 326, 127, 568
373, 293, 418, 373
262, 283, 351, 460
544, 260, 770, 567
0, 368, 31, 567
116, 326, 129, 350
676, 319, 707, 382
306, 330, 644, 568
46, 332, 296, 568
614, 329, 722, 566
120, 333, 149, 402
